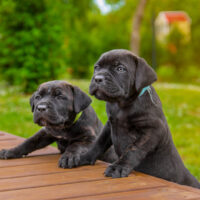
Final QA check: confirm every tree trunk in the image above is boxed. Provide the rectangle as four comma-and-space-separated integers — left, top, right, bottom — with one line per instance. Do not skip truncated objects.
130, 0, 148, 55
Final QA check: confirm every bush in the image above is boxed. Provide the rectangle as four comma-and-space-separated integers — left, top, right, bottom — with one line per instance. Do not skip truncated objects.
0, 0, 64, 93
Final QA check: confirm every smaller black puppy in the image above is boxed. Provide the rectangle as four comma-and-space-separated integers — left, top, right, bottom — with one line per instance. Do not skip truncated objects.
0, 80, 115, 168
71, 50, 200, 188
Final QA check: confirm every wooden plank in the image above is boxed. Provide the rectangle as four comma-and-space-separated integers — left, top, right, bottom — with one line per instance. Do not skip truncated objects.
0, 132, 23, 144
0, 136, 20, 141
0, 167, 106, 192
68, 187, 200, 200
0, 176, 166, 200
0, 167, 164, 193
0, 132, 199, 200
0, 161, 105, 179
29, 146, 59, 156
0, 154, 60, 168
0, 132, 21, 140
0, 139, 24, 148
137, 172, 200, 195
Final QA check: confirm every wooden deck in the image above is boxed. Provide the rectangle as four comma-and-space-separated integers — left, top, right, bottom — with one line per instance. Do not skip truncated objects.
0, 131, 200, 200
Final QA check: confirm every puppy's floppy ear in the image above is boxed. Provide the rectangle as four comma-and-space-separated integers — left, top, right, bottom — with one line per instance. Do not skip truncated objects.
30, 92, 36, 112
72, 86, 92, 113
135, 57, 157, 92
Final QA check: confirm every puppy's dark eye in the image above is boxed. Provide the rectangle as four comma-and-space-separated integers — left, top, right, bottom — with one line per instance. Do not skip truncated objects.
116, 65, 126, 72
55, 95, 64, 99
54, 91, 66, 100
94, 65, 100, 71
55, 93, 62, 98
54, 89, 62, 96
35, 95, 41, 100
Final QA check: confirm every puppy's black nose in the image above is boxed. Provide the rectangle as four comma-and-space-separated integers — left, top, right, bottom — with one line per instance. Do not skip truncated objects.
37, 104, 47, 112
94, 75, 104, 84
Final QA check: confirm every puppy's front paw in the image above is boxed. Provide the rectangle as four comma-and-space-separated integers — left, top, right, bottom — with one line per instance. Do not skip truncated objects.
0, 149, 12, 159
58, 152, 80, 169
104, 164, 132, 178
79, 153, 96, 166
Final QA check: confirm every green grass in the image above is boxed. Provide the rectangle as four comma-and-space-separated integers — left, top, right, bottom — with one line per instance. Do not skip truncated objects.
0, 80, 199, 180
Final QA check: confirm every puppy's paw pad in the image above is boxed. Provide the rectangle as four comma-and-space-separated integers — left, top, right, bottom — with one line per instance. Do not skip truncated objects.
0, 149, 9, 159
121, 167, 131, 177
79, 154, 96, 166
58, 153, 80, 169
104, 164, 131, 178
58, 156, 67, 168
104, 164, 122, 178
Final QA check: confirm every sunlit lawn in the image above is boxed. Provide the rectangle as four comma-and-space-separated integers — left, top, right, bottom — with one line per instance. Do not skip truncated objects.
0, 80, 199, 180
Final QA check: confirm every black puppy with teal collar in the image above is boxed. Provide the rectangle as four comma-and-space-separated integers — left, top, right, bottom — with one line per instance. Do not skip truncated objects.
68, 49, 200, 188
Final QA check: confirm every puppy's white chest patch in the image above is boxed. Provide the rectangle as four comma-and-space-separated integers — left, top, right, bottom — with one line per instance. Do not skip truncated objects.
54, 135, 63, 139
48, 132, 68, 140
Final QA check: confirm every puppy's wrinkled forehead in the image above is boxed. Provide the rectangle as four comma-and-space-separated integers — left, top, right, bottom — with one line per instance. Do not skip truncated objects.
38, 81, 72, 95
96, 49, 137, 71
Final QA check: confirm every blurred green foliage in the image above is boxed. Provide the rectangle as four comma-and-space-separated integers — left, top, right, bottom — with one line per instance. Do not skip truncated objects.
0, 0, 200, 92
63, 0, 133, 78
0, 0, 64, 92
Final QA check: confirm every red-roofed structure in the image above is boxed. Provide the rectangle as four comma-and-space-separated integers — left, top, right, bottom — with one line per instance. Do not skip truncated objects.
163, 11, 190, 23
155, 11, 191, 42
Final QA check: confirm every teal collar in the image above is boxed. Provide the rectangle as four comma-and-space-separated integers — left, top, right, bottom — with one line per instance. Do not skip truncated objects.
139, 86, 151, 97
138, 85, 155, 104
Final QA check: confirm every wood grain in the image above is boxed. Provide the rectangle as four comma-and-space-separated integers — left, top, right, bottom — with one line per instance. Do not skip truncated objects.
0, 131, 199, 200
